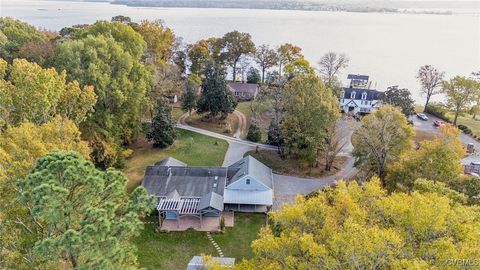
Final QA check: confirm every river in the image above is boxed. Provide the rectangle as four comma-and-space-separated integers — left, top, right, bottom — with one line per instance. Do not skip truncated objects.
1, 0, 479, 102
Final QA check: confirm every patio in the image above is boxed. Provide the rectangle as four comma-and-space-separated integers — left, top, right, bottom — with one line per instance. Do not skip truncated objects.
160, 212, 235, 232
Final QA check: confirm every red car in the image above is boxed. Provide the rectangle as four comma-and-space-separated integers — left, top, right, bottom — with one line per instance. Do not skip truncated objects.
434, 120, 445, 127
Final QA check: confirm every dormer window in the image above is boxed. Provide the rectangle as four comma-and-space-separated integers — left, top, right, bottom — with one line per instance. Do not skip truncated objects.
361, 92, 367, 100
350, 91, 356, 99
246, 179, 250, 185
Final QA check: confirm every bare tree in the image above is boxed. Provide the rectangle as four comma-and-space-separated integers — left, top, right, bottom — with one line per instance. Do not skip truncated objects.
416, 65, 445, 111
238, 55, 251, 83
322, 122, 349, 171
255, 44, 278, 83
317, 52, 349, 88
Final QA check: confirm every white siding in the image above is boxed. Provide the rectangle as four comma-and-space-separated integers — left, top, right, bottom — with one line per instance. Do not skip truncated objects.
224, 189, 273, 205
226, 175, 270, 191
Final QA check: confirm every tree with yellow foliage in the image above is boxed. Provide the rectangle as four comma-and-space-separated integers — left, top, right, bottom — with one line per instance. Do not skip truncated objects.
387, 125, 465, 191
0, 58, 96, 126
238, 179, 480, 269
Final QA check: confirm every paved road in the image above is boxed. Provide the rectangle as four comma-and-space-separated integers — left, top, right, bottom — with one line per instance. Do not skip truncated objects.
177, 112, 359, 211
412, 113, 480, 165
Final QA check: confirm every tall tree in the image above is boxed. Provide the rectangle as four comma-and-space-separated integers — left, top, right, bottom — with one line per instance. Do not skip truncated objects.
246, 67, 261, 84
17, 151, 155, 269
132, 19, 175, 66
181, 74, 200, 116
187, 38, 223, 75
387, 125, 465, 191
0, 17, 47, 61
442, 76, 479, 126
54, 22, 152, 145
0, 117, 91, 269
321, 120, 353, 171
220, 31, 256, 81
378, 85, 415, 116
196, 62, 237, 122
277, 43, 303, 77
146, 98, 177, 148
283, 58, 314, 80
0, 58, 96, 126
238, 178, 480, 269
352, 105, 414, 184
254, 44, 278, 83
281, 74, 339, 167
416, 65, 445, 111
317, 52, 349, 89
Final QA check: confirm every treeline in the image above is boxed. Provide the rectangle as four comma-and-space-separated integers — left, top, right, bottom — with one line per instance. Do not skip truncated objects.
112, 0, 399, 13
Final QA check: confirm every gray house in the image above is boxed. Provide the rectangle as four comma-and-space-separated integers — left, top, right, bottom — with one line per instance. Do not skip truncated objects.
227, 82, 258, 100
142, 156, 273, 230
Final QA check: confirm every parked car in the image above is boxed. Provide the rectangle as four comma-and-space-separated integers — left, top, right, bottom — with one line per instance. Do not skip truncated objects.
417, 113, 429, 121
434, 120, 445, 127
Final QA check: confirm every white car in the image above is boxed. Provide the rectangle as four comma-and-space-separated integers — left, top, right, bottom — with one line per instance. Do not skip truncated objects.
417, 113, 429, 121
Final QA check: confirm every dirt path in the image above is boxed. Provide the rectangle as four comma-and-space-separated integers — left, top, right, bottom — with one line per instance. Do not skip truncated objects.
178, 110, 247, 139
232, 110, 247, 139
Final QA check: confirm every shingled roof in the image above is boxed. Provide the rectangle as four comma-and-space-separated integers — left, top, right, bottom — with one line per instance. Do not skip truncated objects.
343, 87, 381, 101
227, 156, 273, 188
227, 82, 258, 95
142, 165, 227, 198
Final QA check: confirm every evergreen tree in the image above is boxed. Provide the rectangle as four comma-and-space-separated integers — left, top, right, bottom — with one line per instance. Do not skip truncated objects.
266, 120, 284, 152
196, 62, 237, 121
246, 124, 262, 142
17, 151, 155, 269
146, 98, 177, 148
246, 67, 261, 84
181, 75, 200, 116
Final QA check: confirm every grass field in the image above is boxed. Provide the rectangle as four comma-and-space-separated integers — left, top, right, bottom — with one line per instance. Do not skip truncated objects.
123, 129, 228, 192
245, 150, 347, 178
186, 112, 239, 137
135, 213, 265, 269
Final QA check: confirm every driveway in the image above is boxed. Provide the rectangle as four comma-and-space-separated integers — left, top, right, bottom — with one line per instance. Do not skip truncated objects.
412, 113, 480, 165
272, 156, 357, 210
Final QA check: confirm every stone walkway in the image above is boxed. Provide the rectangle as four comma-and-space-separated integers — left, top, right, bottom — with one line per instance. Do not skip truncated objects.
207, 232, 224, 257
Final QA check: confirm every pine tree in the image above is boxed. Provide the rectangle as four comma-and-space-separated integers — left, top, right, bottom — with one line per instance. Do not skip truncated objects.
196, 62, 237, 122
266, 120, 284, 153
147, 98, 177, 148
17, 151, 155, 269
181, 75, 199, 116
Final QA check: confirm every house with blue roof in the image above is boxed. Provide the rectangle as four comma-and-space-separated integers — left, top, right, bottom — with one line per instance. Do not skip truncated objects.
141, 155, 273, 231
340, 74, 382, 114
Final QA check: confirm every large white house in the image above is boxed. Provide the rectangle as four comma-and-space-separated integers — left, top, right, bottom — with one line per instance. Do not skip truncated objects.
339, 74, 381, 114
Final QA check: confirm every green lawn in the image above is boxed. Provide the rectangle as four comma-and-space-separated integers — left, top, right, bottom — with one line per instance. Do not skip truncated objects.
124, 129, 228, 192
213, 213, 266, 259
135, 213, 266, 269
446, 112, 480, 137
171, 106, 184, 122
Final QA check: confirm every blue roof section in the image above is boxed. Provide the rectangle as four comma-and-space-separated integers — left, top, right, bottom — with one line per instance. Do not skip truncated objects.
343, 87, 380, 101
347, 74, 369, 81
227, 156, 273, 189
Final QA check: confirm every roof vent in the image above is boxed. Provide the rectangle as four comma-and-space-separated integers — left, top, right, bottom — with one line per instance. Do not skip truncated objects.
214, 176, 218, 180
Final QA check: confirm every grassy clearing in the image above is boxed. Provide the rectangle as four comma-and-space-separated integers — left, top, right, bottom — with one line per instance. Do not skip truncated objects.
186, 112, 238, 136
123, 129, 228, 192
245, 150, 348, 178
213, 213, 265, 260
135, 213, 265, 269
445, 112, 480, 137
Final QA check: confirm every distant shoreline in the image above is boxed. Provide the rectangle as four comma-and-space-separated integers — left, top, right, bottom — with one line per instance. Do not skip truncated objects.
107, 1, 457, 15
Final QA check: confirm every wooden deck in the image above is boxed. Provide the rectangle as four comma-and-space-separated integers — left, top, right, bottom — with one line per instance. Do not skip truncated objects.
160, 213, 235, 232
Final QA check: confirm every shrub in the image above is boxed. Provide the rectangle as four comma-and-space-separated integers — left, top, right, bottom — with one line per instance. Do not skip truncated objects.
247, 124, 262, 142
424, 103, 450, 122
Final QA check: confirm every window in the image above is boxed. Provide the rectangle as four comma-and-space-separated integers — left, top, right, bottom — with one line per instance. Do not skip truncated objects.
362, 92, 367, 100
350, 91, 356, 99
246, 179, 250, 185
